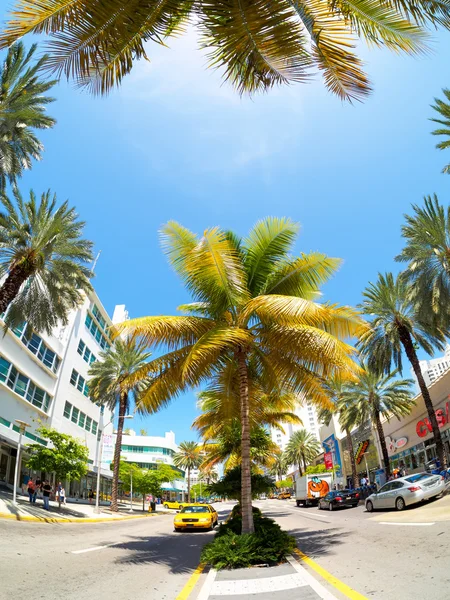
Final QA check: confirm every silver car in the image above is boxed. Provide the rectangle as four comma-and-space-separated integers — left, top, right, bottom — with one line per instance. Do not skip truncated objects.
365, 472, 445, 512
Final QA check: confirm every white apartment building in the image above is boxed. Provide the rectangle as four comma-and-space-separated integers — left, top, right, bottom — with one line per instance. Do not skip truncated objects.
412, 345, 450, 388
119, 430, 187, 501
0, 290, 116, 500
271, 398, 321, 455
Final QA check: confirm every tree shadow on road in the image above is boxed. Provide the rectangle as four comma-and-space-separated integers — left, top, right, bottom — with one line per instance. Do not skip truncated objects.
111, 529, 214, 574
287, 526, 350, 559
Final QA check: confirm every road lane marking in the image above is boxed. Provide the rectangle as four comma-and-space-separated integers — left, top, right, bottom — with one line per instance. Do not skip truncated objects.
286, 555, 338, 600
293, 548, 368, 600
71, 543, 116, 554
294, 509, 330, 521
197, 567, 217, 600
176, 563, 205, 600
379, 522, 435, 527
210, 573, 309, 596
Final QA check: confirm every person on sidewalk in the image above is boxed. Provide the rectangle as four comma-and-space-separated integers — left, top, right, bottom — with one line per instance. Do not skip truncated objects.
59, 486, 66, 506
42, 481, 52, 510
27, 478, 35, 503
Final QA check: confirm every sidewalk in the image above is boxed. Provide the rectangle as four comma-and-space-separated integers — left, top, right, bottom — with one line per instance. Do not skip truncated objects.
0, 489, 168, 523
194, 555, 339, 600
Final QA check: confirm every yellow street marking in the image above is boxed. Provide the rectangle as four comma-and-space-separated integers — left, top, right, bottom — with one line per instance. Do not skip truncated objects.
176, 563, 205, 600
294, 548, 368, 600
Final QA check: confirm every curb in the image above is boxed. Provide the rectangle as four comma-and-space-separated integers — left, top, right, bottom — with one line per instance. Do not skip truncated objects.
0, 510, 162, 524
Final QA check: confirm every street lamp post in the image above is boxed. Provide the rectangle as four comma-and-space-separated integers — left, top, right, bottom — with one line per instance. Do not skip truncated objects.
13, 420, 30, 506
129, 469, 133, 512
94, 414, 133, 515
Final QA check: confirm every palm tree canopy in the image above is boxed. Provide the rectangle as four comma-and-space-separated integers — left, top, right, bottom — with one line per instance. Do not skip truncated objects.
283, 429, 321, 469
1, 1, 447, 101
192, 357, 301, 441
114, 218, 365, 414
431, 89, 450, 174
202, 422, 278, 471
0, 42, 56, 188
395, 195, 450, 327
0, 188, 93, 333
339, 365, 415, 430
358, 272, 446, 375
173, 441, 202, 472
269, 454, 288, 479
88, 337, 152, 413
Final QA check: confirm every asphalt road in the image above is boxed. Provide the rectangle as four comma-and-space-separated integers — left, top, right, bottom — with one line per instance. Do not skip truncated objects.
0, 503, 231, 600
1, 496, 449, 600
256, 495, 450, 600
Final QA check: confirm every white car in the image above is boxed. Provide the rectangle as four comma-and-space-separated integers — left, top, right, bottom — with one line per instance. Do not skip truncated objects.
365, 472, 445, 512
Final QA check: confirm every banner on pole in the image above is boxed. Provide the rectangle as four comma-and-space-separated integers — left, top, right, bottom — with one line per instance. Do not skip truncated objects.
101, 434, 114, 470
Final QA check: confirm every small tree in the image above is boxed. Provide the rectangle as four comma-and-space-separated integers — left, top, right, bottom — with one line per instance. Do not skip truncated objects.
275, 478, 293, 489
26, 426, 89, 508
119, 463, 178, 510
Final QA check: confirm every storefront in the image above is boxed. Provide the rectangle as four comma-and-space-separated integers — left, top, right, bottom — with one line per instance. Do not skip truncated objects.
340, 421, 380, 486
382, 370, 450, 473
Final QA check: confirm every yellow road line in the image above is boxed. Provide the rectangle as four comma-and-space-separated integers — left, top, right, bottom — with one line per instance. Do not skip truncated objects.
176, 563, 205, 600
294, 548, 368, 600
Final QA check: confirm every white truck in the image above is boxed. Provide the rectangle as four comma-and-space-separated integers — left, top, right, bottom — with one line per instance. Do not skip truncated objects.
295, 472, 333, 507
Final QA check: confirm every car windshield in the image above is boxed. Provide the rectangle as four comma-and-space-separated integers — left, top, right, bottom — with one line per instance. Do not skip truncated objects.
180, 506, 209, 514
404, 473, 432, 483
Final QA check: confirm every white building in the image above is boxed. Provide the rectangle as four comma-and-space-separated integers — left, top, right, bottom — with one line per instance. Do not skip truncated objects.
0, 290, 116, 500
118, 430, 186, 501
412, 345, 450, 388
271, 398, 321, 456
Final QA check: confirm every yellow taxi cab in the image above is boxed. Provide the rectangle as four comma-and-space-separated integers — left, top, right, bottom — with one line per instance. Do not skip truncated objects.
174, 503, 219, 531
163, 500, 191, 510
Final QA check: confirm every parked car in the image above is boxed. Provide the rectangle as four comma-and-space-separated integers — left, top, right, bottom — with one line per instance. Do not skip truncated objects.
173, 504, 219, 531
164, 500, 198, 510
278, 492, 292, 499
365, 472, 445, 512
318, 490, 360, 511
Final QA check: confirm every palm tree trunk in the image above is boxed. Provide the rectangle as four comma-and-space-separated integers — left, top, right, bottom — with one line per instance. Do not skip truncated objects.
374, 410, 390, 478
237, 349, 254, 535
302, 452, 307, 474
0, 263, 30, 314
298, 463, 302, 477
399, 326, 447, 468
111, 392, 127, 512
346, 428, 358, 489
187, 466, 191, 503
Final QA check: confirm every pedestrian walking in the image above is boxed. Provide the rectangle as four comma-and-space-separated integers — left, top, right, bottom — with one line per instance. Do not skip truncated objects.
42, 481, 52, 510
88, 489, 94, 504
59, 485, 66, 506
27, 478, 35, 503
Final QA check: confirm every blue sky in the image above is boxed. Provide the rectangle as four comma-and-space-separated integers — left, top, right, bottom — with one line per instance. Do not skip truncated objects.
14, 26, 450, 442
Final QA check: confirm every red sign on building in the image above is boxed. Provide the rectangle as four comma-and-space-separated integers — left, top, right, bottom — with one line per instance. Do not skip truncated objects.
324, 452, 333, 470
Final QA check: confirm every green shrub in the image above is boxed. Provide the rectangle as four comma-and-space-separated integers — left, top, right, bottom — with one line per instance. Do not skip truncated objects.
201, 508, 295, 569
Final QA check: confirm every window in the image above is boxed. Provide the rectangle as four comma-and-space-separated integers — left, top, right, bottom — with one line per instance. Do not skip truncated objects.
63, 403, 98, 436
12, 324, 61, 373
70, 369, 89, 396
77, 339, 96, 365
71, 407, 79, 424
78, 412, 86, 428
64, 401, 72, 419
85, 314, 110, 350
92, 421, 98, 435
85, 416, 92, 432
0, 358, 51, 411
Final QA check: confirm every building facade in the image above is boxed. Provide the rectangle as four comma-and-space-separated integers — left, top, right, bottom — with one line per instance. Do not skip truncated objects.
118, 430, 186, 501
0, 291, 115, 501
412, 345, 450, 388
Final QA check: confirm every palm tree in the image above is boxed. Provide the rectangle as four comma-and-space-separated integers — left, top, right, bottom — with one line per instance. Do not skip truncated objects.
359, 272, 448, 467
115, 218, 364, 533
88, 337, 152, 512
199, 465, 218, 486
395, 195, 450, 328
269, 454, 288, 482
319, 377, 358, 489
202, 422, 279, 472
0, 42, 56, 189
173, 441, 202, 503
0, 188, 93, 333
284, 429, 321, 476
1, 2, 446, 102
140, 428, 148, 436
431, 90, 450, 174
340, 365, 415, 478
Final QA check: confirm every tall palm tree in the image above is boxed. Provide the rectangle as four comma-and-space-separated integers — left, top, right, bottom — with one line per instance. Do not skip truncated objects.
88, 337, 152, 512
340, 366, 415, 478
269, 454, 288, 481
319, 377, 358, 489
199, 464, 218, 486
283, 429, 321, 476
0, 188, 93, 333
114, 218, 364, 533
431, 90, 450, 174
173, 441, 202, 503
202, 422, 279, 472
1, 2, 447, 102
359, 272, 448, 467
0, 42, 56, 189
395, 195, 450, 328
